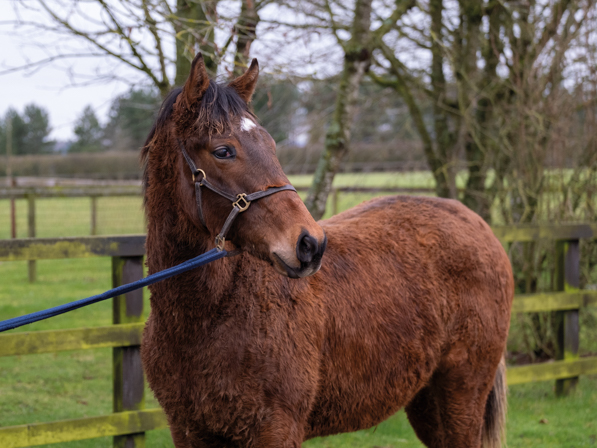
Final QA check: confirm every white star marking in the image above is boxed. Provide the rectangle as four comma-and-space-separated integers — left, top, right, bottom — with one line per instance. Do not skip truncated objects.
241, 117, 257, 132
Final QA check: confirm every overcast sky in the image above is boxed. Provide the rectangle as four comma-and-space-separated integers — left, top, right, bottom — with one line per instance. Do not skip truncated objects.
0, 1, 137, 140
0, 0, 341, 142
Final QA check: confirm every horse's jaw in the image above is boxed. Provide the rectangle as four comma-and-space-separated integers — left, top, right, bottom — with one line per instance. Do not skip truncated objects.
271, 250, 324, 279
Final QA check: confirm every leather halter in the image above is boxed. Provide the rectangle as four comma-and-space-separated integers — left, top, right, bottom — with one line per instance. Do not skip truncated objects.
179, 140, 297, 251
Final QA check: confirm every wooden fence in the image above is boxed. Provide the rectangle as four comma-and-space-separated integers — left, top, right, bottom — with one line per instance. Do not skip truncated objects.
0, 185, 439, 235
0, 185, 434, 283
1, 225, 597, 447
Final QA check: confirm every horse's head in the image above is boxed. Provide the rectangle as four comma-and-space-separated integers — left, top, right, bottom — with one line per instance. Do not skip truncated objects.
147, 53, 326, 278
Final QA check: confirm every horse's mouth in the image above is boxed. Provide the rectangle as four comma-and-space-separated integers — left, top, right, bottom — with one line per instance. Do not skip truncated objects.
272, 252, 322, 279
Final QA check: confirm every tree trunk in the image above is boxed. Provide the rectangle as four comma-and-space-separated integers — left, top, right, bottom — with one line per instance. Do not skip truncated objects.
232, 0, 260, 77
459, 0, 493, 221
175, 0, 218, 85
429, 0, 457, 199
305, 0, 373, 220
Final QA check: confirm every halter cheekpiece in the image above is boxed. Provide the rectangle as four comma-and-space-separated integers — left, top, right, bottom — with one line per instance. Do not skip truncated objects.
179, 140, 296, 251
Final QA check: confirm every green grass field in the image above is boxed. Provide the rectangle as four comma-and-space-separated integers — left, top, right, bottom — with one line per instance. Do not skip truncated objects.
0, 172, 436, 239
1, 171, 596, 447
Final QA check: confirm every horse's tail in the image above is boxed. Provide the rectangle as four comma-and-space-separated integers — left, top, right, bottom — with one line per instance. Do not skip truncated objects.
482, 355, 507, 448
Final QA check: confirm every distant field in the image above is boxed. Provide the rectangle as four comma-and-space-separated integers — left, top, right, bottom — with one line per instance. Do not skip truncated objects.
0, 172, 436, 240
1, 171, 597, 447
0, 196, 145, 239
2, 169, 592, 240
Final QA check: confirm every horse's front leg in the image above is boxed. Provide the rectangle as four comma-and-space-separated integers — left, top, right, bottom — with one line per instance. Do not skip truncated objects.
170, 426, 230, 448
254, 407, 305, 448
169, 425, 192, 448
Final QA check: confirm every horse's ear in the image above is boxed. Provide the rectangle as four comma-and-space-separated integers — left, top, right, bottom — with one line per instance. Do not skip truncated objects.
228, 59, 259, 104
181, 53, 210, 109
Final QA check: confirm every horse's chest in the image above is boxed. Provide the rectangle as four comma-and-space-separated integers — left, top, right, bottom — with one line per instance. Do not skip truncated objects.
143, 305, 322, 437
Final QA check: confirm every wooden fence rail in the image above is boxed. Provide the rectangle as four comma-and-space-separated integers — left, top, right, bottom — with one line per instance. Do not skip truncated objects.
2, 185, 596, 277
0, 185, 426, 282
0, 235, 147, 448
1, 225, 597, 447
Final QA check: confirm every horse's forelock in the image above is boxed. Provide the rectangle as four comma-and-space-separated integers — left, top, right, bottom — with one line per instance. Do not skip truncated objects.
195, 81, 251, 135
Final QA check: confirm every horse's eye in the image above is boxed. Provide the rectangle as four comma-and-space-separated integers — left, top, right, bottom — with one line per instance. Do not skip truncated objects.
212, 146, 235, 159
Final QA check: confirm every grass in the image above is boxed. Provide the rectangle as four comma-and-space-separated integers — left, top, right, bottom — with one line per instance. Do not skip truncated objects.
2, 170, 594, 238
0, 172, 431, 240
307, 377, 597, 447
1, 171, 596, 447
0, 197, 146, 239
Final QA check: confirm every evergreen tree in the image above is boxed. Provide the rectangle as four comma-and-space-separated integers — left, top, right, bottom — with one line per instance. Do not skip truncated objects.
70, 106, 104, 153
252, 78, 300, 144
21, 105, 53, 154
104, 88, 161, 151
0, 105, 53, 155
0, 109, 25, 156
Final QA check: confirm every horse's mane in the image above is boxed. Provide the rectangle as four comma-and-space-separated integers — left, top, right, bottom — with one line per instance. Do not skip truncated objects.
140, 80, 251, 191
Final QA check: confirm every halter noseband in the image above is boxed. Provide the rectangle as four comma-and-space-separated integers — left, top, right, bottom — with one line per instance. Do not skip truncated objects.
179, 140, 297, 251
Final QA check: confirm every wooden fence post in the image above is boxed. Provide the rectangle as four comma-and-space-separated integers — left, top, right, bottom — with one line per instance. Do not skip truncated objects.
555, 239, 580, 396
90, 196, 98, 236
332, 188, 339, 216
10, 197, 16, 239
112, 256, 145, 448
27, 194, 36, 282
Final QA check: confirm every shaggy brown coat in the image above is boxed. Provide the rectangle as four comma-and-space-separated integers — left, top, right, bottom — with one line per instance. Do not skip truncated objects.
140, 54, 513, 448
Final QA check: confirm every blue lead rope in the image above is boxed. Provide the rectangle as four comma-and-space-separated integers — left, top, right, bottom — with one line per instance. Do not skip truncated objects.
0, 248, 227, 333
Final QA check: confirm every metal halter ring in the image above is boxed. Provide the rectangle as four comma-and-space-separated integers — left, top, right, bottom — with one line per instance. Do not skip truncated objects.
232, 193, 251, 212
192, 169, 206, 183
215, 235, 226, 251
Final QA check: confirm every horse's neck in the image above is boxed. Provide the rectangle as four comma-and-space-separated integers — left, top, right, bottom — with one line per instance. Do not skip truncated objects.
144, 183, 212, 273
144, 181, 265, 319
146, 227, 244, 316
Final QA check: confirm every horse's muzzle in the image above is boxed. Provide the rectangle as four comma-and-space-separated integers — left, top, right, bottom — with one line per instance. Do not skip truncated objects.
273, 232, 327, 279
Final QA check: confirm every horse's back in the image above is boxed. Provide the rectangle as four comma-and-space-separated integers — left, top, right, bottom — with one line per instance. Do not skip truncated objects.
306, 195, 513, 438
322, 195, 512, 306
320, 195, 512, 313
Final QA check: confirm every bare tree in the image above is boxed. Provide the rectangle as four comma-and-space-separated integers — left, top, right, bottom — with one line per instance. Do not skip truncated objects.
371, 0, 595, 221
1, 0, 271, 98
3, 0, 177, 98
304, 0, 415, 220
174, 0, 220, 82
491, 0, 595, 225
231, 0, 260, 76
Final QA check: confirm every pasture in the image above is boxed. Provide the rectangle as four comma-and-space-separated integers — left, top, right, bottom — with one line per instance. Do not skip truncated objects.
1, 171, 596, 447
0, 172, 437, 240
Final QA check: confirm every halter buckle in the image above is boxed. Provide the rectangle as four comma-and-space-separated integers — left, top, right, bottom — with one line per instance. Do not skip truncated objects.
192, 169, 206, 184
233, 193, 251, 212
215, 235, 225, 251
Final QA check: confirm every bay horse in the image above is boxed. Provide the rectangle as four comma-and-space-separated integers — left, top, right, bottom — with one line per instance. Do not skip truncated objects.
140, 53, 513, 448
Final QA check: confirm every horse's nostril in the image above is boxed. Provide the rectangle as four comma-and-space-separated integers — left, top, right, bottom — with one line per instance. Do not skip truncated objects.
297, 232, 319, 264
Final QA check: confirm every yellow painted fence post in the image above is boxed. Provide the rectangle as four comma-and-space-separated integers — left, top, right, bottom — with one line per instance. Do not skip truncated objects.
555, 239, 580, 396
27, 193, 36, 282
112, 256, 146, 448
